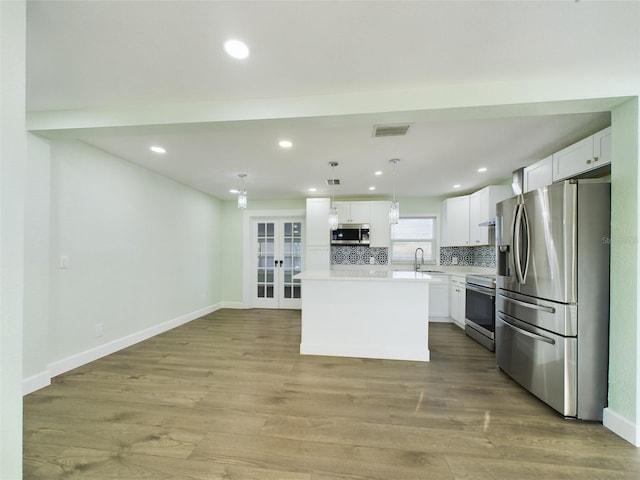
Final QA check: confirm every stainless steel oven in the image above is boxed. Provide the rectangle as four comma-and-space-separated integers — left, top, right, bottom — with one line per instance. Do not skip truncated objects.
465, 274, 496, 351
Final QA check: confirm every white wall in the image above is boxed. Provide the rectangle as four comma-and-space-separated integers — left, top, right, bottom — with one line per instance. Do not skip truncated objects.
39, 139, 222, 381
0, 1, 25, 477
23, 133, 51, 392
604, 98, 640, 445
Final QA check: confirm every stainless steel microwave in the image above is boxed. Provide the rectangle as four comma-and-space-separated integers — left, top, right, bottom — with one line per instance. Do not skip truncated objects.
331, 224, 370, 245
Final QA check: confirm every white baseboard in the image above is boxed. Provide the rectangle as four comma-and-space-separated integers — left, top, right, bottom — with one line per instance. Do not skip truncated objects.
603, 407, 640, 447
220, 301, 247, 309
429, 316, 453, 323
300, 342, 430, 362
24, 303, 221, 395
23, 371, 52, 396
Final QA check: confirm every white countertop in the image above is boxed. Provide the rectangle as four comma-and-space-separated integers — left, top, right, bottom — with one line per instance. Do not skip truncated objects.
329, 264, 496, 277
295, 270, 443, 282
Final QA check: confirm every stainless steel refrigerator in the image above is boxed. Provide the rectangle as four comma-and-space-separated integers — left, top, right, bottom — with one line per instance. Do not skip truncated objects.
495, 180, 610, 421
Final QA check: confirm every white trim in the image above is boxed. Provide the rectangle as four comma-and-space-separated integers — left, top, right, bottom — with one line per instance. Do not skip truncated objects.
22, 371, 52, 396
429, 317, 452, 323
45, 303, 221, 381
220, 301, 247, 309
603, 408, 640, 447
300, 342, 430, 362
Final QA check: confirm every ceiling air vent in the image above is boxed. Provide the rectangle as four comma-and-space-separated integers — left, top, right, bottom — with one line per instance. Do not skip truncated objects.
326, 179, 340, 186
373, 124, 411, 137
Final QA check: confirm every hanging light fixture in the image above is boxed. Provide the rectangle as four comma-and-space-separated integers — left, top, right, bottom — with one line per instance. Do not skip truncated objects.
237, 173, 247, 209
389, 158, 400, 224
328, 161, 339, 229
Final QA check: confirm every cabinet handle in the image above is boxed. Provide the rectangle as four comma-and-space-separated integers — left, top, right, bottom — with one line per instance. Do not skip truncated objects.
586, 159, 592, 165
593, 156, 599, 163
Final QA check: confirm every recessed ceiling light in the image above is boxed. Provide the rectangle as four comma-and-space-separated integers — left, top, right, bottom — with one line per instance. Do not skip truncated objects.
224, 39, 249, 59
478, 167, 488, 172
279, 140, 293, 148
374, 171, 383, 176
229, 189, 239, 194
369, 186, 376, 191
308, 187, 317, 192
150, 145, 166, 154
453, 184, 461, 189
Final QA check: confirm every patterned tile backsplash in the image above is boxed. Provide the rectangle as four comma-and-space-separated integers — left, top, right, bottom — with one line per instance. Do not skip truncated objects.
331, 246, 389, 265
440, 246, 496, 268
331, 245, 495, 268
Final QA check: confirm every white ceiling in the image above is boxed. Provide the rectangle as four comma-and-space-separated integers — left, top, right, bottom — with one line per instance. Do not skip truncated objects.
26, 1, 639, 200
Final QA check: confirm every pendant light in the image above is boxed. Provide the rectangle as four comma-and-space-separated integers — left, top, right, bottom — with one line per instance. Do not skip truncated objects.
389, 159, 400, 224
328, 161, 339, 229
237, 173, 247, 209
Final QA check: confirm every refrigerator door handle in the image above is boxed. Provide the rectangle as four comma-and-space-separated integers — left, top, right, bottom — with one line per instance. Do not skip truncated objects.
521, 204, 531, 281
498, 314, 556, 345
498, 293, 556, 314
513, 203, 531, 284
513, 204, 525, 284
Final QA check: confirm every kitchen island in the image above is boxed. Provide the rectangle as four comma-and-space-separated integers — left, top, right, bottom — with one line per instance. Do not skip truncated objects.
295, 270, 439, 362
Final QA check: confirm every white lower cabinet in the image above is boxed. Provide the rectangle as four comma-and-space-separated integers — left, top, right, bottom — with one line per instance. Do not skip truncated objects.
449, 275, 466, 329
428, 275, 449, 318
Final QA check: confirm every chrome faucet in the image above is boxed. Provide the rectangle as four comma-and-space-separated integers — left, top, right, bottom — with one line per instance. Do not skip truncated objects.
414, 247, 424, 272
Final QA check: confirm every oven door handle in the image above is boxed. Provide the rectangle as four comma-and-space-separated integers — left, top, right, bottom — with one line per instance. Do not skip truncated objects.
465, 284, 495, 297
498, 314, 555, 345
498, 293, 555, 314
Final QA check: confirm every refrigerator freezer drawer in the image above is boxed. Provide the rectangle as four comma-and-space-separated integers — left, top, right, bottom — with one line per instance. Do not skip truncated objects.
496, 313, 577, 418
497, 290, 577, 337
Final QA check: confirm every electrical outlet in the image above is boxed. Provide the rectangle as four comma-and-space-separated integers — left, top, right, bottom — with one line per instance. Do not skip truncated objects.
60, 255, 69, 269
95, 323, 104, 338
452, 256, 459, 265
369, 256, 375, 265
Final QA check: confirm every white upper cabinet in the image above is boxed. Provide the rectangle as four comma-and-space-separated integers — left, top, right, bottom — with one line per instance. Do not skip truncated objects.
368, 201, 391, 248
307, 199, 388, 250
469, 185, 512, 245
442, 185, 511, 247
441, 195, 470, 247
305, 198, 331, 271
552, 127, 612, 182
334, 201, 371, 224
306, 198, 331, 247
594, 127, 612, 166
523, 156, 552, 193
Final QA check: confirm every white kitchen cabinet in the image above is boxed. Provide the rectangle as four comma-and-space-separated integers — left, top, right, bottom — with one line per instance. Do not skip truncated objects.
449, 275, 466, 329
429, 275, 449, 319
552, 127, 611, 182
469, 185, 512, 245
306, 198, 331, 247
441, 195, 470, 247
335, 201, 370, 224
369, 201, 390, 248
523, 156, 553, 193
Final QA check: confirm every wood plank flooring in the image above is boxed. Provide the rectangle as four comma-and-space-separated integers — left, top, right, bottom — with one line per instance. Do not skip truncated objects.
24, 309, 639, 479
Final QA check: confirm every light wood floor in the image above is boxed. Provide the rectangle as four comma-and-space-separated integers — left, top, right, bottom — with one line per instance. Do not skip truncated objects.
24, 309, 639, 479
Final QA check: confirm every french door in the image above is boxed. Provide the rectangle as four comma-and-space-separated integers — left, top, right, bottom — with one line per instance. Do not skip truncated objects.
251, 219, 303, 309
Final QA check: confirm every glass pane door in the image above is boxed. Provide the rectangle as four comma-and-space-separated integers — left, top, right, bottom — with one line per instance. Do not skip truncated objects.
251, 218, 303, 309
255, 222, 277, 306
280, 221, 302, 308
